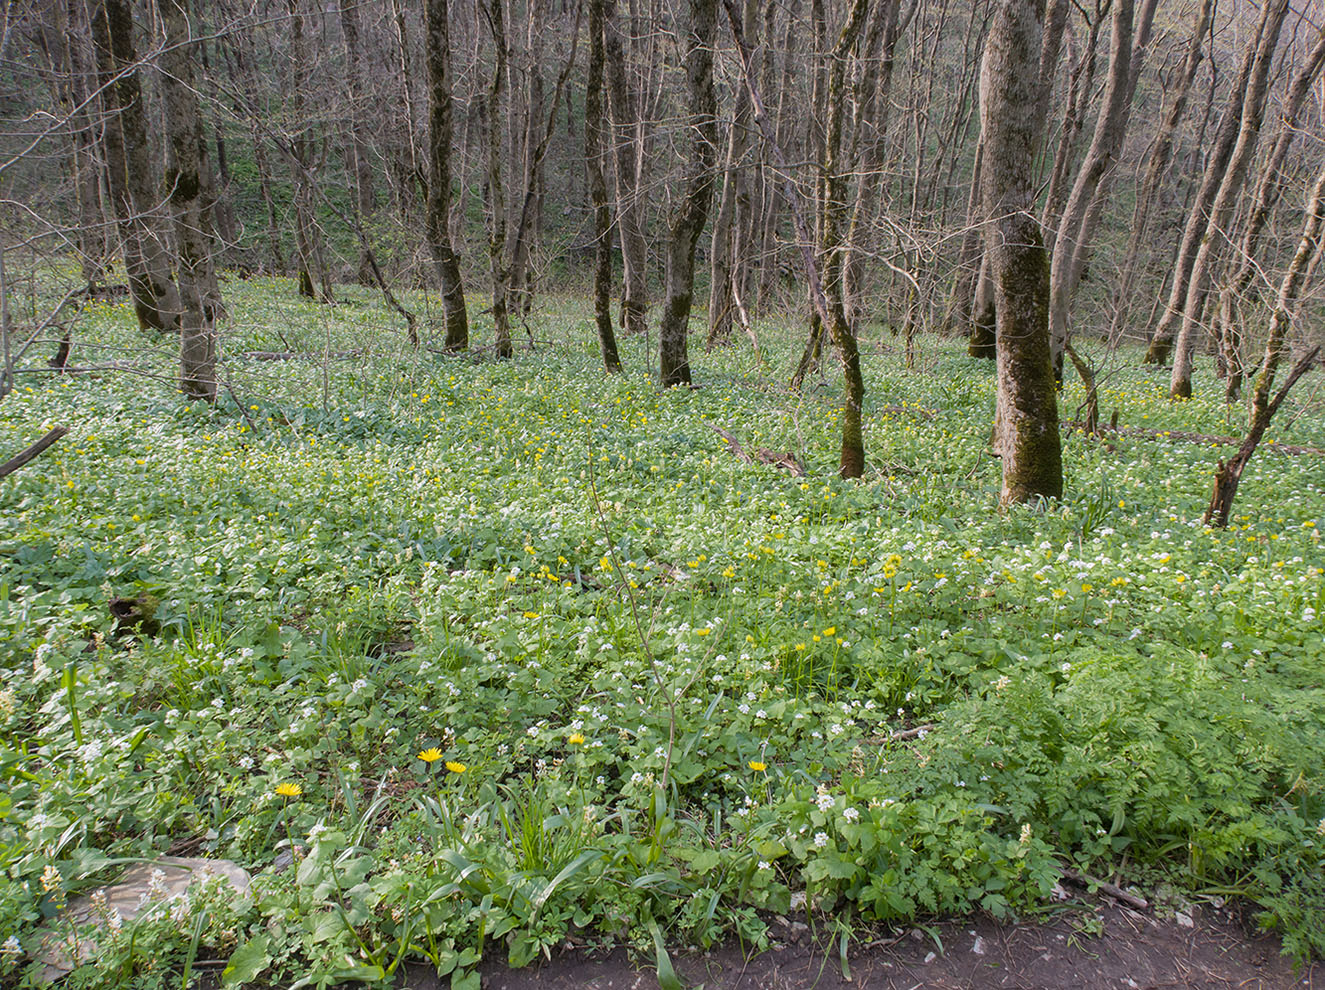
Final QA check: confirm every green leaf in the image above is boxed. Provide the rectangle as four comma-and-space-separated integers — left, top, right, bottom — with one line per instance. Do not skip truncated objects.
221, 935, 271, 987
532, 848, 602, 914
648, 919, 686, 990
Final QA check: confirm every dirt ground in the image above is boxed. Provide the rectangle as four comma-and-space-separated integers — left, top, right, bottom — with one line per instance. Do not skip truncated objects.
457, 900, 1320, 990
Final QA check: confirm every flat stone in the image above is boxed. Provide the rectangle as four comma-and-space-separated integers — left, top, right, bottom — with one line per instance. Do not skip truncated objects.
33, 856, 250, 983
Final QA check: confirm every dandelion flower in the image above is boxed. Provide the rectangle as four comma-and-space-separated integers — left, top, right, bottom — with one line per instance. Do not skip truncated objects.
446, 761, 467, 774
418, 747, 443, 763
748, 760, 767, 772
274, 782, 302, 798
568, 732, 586, 745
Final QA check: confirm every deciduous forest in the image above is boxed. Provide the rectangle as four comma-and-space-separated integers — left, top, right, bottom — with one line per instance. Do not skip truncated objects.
1, 0, 1324, 984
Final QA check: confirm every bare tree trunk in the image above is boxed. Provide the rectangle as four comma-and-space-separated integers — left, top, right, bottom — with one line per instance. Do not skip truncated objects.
587, 0, 623, 372
723, 0, 866, 478
287, 0, 333, 304
91, 0, 182, 333
157, 0, 217, 402
220, 33, 285, 273
1211, 23, 1325, 401
1143, 3, 1272, 365
604, 0, 650, 335
482, 0, 514, 359
948, 140, 984, 343
968, 249, 996, 358
1206, 160, 1325, 527
341, 0, 378, 286
52, 0, 108, 288
842, 0, 904, 327
426, 0, 470, 351
1041, 8, 1102, 235
982, 0, 1061, 505
1169, 0, 1289, 399
1048, 0, 1156, 380
815, 0, 871, 477
392, 0, 426, 218
707, 0, 755, 348
1106, 0, 1211, 346
658, 0, 718, 387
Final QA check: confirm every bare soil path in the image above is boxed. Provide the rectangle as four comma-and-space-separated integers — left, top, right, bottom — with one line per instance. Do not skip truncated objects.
458, 903, 1319, 990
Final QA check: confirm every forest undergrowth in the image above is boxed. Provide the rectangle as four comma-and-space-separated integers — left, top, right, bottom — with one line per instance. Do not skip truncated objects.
1, 275, 1323, 987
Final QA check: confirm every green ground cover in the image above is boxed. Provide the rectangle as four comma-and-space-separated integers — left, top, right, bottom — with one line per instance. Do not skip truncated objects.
1, 277, 1323, 986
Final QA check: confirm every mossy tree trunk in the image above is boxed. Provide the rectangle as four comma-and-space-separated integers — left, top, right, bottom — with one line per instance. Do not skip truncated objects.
658, 0, 718, 388
157, 0, 218, 402
980, 0, 1061, 505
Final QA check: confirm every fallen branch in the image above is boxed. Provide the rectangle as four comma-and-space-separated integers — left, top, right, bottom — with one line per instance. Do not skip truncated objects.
1064, 341, 1099, 435
887, 723, 936, 742
708, 424, 807, 476
861, 723, 937, 745
231, 349, 363, 362
1059, 866, 1149, 911
0, 426, 68, 480
1066, 419, 1325, 456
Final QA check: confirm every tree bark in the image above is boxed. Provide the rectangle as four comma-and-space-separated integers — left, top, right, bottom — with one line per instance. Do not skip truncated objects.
587, 0, 623, 372
1169, 0, 1289, 399
604, 0, 650, 335
340, 0, 379, 286
1041, 8, 1102, 235
91, 0, 182, 333
1211, 23, 1325, 401
722, 0, 866, 478
483, 0, 514, 359
287, 0, 334, 304
842, 0, 905, 328
157, 0, 217, 402
1106, 0, 1211, 347
1205, 160, 1325, 526
981, 0, 1062, 505
658, 0, 719, 388
1048, 0, 1156, 381
1143, 3, 1273, 365
706, 0, 756, 349
426, 0, 470, 351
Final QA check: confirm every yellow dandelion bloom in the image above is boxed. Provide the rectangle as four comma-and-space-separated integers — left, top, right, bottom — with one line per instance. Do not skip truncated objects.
274, 782, 302, 798
822, 627, 836, 637
568, 732, 586, 745
418, 748, 443, 763
748, 761, 767, 772
446, 761, 467, 774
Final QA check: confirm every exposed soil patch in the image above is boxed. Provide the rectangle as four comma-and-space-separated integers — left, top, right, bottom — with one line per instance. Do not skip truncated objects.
457, 902, 1318, 990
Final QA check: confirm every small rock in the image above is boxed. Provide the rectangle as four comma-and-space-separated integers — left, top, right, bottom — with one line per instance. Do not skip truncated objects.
34, 857, 251, 983
972, 936, 987, 955
1175, 911, 1194, 929
924, 952, 937, 964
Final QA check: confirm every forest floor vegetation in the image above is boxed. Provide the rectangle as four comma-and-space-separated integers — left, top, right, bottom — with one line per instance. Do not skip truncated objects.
1, 274, 1323, 987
